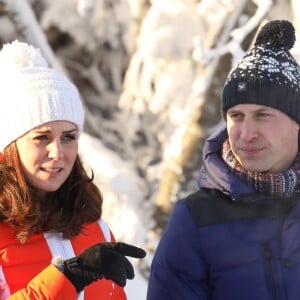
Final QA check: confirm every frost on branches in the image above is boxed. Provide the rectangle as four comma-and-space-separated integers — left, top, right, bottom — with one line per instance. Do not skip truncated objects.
0, 1, 297, 297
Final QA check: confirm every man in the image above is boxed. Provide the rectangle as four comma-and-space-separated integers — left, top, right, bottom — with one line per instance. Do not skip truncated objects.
147, 19, 300, 300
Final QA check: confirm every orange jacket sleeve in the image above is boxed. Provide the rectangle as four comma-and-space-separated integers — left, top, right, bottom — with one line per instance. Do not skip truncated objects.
7, 265, 78, 300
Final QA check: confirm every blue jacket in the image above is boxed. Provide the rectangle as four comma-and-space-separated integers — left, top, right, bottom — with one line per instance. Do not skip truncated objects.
147, 123, 300, 300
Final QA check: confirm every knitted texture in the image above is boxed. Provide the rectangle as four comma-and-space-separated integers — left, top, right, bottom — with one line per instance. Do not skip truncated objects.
222, 20, 300, 122
0, 40, 84, 150
222, 139, 300, 197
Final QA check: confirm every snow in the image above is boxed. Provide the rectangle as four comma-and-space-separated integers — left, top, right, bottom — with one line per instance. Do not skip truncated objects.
125, 270, 148, 299
79, 132, 150, 298
0, 1, 296, 300
76, 1, 296, 299
4, 1, 294, 299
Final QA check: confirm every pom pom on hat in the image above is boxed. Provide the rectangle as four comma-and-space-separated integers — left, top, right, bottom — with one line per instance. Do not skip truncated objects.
0, 40, 48, 68
0, 40, 84, 150
254, 19, 295, 49
222, 19, 300, 123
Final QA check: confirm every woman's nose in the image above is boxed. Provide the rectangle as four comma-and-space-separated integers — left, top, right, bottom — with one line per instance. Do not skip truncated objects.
47, 140, 63, 160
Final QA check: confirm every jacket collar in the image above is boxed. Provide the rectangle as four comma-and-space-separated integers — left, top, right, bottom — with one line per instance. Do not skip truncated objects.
197, 121, 255, 201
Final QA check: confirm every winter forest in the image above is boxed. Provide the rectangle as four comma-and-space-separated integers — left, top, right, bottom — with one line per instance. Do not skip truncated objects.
1, 0, 300, 298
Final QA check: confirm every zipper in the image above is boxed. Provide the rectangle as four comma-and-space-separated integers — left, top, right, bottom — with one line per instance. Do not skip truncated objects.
262, 242, 277, 300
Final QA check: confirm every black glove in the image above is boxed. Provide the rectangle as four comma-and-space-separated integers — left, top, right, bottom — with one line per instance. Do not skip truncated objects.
57, 242, 146, 292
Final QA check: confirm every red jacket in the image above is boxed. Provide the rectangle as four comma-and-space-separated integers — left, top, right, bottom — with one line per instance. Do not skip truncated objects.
0, 220, 126, 299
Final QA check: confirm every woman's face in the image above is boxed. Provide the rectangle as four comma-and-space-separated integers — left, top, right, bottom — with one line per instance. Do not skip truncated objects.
16, 120, 79, 198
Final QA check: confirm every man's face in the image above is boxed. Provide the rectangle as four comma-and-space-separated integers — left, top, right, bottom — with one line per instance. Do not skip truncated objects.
226, 104, 299, 173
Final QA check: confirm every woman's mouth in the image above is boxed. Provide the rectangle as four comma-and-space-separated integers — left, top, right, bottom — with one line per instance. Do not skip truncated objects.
41, 167, 62, 173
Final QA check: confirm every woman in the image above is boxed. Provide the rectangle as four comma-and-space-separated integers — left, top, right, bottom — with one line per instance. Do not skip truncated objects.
0, 40, 145, 299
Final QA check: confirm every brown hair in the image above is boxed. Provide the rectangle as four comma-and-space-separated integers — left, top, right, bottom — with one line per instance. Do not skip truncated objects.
0, 142, 102, 243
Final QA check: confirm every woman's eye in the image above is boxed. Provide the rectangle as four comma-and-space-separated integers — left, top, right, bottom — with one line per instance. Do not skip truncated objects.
34, 135, 48, 141
63, 134, 76, 141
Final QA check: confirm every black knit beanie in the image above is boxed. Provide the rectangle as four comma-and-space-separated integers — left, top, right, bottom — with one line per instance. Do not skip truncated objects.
222, 19, 300, 123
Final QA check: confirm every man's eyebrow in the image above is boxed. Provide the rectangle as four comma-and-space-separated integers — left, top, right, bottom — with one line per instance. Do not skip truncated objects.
227, 108, 271, 114
256, 108, 270, 112
227, 108, 242, 114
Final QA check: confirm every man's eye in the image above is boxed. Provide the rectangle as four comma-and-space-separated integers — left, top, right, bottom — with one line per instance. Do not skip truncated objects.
257, 112, 270, 118
230, 114, 238, 118
228, 113, 242, 120
261, 112, 269, 116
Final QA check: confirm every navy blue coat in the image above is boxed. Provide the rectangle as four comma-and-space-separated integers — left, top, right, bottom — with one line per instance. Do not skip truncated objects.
147, 123, 300, 300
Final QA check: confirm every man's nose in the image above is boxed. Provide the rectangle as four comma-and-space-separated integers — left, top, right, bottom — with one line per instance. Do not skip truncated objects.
240, 119, 258, 142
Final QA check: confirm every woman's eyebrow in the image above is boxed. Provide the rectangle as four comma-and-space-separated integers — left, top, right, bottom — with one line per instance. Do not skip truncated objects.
63, 128, 78, 133
31, 128, 78, 134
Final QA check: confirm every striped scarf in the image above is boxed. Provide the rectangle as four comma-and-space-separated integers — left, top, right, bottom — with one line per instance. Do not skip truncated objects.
222, 139, 300, 197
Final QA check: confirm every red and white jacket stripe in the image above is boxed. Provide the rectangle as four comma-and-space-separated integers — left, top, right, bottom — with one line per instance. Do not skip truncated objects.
0, 219, 126, 300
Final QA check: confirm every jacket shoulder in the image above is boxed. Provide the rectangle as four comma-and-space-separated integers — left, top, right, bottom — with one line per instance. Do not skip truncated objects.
183, 188, 235, 227
182, 188, 291, 227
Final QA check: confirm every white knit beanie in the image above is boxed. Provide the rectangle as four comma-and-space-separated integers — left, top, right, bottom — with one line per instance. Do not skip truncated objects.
0, 40, 84, 150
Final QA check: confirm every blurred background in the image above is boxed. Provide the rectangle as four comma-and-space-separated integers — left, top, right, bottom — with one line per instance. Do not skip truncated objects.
1, 0, 300, 298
